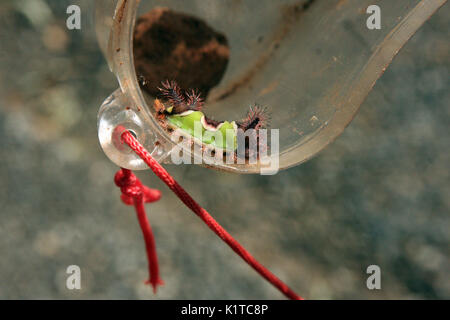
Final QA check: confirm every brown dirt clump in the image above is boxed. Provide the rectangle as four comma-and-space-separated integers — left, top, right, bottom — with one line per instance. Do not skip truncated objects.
133, 7, 229, 99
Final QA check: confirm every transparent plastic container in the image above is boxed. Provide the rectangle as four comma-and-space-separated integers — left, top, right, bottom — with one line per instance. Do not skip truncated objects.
96, 0, 445, 173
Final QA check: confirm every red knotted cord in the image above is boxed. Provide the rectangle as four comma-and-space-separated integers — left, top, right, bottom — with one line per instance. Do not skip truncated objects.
114, 129, 303, 300
114, 168, 163, 292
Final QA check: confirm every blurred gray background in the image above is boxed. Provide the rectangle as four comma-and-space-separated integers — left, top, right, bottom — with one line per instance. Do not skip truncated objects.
0, 0, 448, 299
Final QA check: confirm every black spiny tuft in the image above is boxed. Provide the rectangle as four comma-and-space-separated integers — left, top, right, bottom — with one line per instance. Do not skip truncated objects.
186, 89, 204, 111
238, 104, 270, 131
158, 80, 186, 107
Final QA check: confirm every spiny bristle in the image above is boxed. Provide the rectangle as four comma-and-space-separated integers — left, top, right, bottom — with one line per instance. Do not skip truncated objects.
186, 89, 204, 110
158, 80, 186, 106
239, 104, 270, 130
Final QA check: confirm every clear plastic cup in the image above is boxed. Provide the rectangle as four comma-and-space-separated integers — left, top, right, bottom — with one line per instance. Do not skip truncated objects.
96, 0, 445, 173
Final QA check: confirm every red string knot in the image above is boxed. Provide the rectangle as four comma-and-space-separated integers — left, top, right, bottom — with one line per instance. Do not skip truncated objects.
114, 167, 163, 293
114, 168, 161, 205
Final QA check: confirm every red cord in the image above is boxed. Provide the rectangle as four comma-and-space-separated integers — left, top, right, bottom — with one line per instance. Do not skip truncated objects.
114, 168, 163, 292
115, 129, 303, 300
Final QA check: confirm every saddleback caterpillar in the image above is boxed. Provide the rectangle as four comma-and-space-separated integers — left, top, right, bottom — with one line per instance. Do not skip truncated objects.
152, 80, 269, 160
